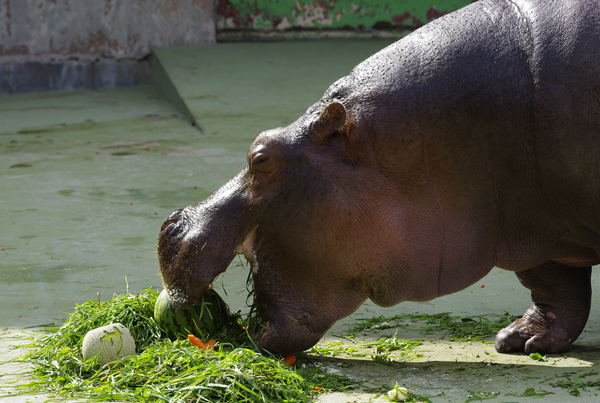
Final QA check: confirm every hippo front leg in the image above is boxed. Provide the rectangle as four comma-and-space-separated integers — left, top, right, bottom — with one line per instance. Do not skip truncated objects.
495, 262, 592, 354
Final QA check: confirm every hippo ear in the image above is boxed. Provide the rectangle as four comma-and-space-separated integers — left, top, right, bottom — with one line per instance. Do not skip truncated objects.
312, 100, 347, 141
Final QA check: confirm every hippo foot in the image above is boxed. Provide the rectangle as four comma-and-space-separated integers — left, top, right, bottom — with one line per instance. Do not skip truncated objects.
496, 263, 592, 355
495, 304, 574, 354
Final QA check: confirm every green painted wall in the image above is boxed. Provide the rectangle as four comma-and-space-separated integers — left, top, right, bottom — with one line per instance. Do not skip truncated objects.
217, 0, 474, 31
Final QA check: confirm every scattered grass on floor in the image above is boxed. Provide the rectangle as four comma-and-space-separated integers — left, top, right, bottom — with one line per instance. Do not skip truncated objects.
529, 352, 550, 362
505, 387, 553, 398
551, 371, 600, 396
348, 312, 521, 342
309, 334, 423, 363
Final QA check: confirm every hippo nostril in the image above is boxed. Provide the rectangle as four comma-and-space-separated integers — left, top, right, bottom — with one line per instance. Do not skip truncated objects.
168, 209, 184, 222
161, 221, 179, 235
160, 209, 184, 233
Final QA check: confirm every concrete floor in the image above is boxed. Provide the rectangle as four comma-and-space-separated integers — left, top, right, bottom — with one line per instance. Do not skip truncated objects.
2, 41, 600, 402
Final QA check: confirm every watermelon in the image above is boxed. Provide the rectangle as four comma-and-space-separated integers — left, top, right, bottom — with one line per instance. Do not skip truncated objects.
154, 288, 231, 340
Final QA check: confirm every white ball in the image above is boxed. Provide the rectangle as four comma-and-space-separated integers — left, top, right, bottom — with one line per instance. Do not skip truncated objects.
82, 323, 136, 365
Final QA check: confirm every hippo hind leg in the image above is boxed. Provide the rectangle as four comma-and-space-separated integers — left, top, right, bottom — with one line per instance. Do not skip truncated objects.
495, 261, 592, 354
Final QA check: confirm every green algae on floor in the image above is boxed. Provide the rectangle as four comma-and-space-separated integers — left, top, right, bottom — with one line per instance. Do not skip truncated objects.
0, 85, 250, 329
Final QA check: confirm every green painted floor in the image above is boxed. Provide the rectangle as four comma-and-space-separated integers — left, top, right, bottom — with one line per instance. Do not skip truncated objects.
0, 85, 249, 328
2, 41, 600, 402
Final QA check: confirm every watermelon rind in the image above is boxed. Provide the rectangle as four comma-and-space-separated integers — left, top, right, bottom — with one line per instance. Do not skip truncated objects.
154, 289, 230, 340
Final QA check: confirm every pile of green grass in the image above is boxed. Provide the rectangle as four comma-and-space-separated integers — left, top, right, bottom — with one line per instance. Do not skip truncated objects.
10, 283, 510, 402
13, 288, 360, 402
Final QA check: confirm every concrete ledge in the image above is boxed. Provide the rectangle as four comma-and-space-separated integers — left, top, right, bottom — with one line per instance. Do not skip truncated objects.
0, 57, 151, 94
150, 48, 200, 130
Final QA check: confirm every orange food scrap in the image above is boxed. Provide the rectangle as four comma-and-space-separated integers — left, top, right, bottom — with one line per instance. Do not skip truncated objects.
285, 354, 296, 366
480, 284, 485, 288
188, 334, 207, 349
188, 335, 217, 352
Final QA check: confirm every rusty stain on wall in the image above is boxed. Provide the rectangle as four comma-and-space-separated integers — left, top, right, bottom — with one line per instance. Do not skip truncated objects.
156, 0, 182, 16
216, 0, 475, 31
104, 0, 112, 16
0, 44, 29, 55
0, 0, 215, 59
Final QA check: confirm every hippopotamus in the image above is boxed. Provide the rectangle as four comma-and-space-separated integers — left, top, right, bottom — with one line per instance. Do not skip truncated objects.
157, 0, 600, 356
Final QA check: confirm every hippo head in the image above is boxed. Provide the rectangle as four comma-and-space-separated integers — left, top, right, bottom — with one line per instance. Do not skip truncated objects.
158, 95, 492, 355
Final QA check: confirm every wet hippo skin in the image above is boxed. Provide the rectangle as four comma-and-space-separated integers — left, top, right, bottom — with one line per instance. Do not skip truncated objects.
158, 0, 600, 355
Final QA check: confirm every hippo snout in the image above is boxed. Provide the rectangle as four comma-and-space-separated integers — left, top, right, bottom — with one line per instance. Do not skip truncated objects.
158, 208, 186, 270
157, 172, 254, 311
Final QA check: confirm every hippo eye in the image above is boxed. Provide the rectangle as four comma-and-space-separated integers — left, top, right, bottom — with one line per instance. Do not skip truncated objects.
251, 153, 276, 175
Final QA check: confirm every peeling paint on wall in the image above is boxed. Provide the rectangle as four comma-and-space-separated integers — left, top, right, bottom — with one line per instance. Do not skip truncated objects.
0, 0, 215, 59
216, 0, 475, 31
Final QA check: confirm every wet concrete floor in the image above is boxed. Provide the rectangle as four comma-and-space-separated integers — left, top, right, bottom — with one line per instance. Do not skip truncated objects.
2, 41, 600, 402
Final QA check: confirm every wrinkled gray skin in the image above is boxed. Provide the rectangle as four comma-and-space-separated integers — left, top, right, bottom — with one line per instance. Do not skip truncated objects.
158, 0, 600, 355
